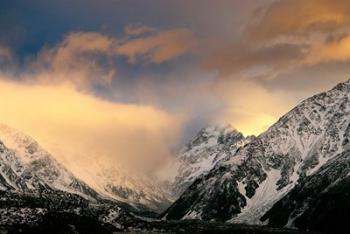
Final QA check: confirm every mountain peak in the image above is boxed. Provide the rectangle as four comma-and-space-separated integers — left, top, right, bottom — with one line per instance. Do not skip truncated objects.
203, 123, 236, 131
202, 123, 238, 134
169, 123, 248, 197
186, 124, 242, 149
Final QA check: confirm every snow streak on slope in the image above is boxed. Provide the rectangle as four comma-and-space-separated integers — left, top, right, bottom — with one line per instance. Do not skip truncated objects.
233, 168, 292, 224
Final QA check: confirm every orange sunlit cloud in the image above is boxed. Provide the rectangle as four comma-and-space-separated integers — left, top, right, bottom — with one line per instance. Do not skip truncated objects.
0, 76, 181, 179
246, 0, 350, 41
117, 28, 196, 64
124, 24, 156, 36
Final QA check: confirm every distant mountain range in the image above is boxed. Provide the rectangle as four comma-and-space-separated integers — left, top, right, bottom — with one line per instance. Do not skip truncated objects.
0, 79, 350, 233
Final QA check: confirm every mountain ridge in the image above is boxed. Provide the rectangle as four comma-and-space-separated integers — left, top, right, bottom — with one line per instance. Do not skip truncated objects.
163, 78, 350, 227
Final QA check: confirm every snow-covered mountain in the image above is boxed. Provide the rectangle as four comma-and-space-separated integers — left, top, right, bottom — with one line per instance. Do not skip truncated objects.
0, 124, 168, 232
170, 125, 249, 197
0, 124, 171, 212
163, 79, 350, 224
0, 123, 135, 231
1, 80, 350, 233
0, 124, 98, 200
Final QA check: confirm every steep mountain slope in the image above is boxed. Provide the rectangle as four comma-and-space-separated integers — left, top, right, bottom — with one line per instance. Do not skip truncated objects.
170, 125, 249, 197
261, 149, 350, 234
163, 79, 350, 223
0, 124, 98, 200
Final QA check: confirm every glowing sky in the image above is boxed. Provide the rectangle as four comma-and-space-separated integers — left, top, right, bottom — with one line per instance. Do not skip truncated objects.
1, 0, 350, 177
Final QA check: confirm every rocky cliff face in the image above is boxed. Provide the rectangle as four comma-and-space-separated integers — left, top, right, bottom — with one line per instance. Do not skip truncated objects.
163, 80, 350, 224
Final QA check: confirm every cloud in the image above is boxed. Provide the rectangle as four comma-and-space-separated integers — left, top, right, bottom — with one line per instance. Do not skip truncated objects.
27, 28, 196, 89
199, 0, 350, 73
0, 46, 12, 61
0, 75, 181, 177
124, 24, 156, 36
0, 27, 196, 185
202, 41, 306, 76
256, 61, 350, 94
198, 0, 350, 87
213, 78, 295, 136
0, 45, 13, 68
306, 34, 350, 64
117, 28, 196, 64
247, 0, 350, 41
195, 0, 350, 135
2, 0, 350, 147
31, 32, 119, 88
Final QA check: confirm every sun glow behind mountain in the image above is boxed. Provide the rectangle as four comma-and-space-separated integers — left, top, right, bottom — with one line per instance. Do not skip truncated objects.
232, 114, 277, 137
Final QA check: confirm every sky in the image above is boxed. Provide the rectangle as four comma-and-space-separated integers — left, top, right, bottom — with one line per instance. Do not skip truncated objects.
1, 0, 350, 179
